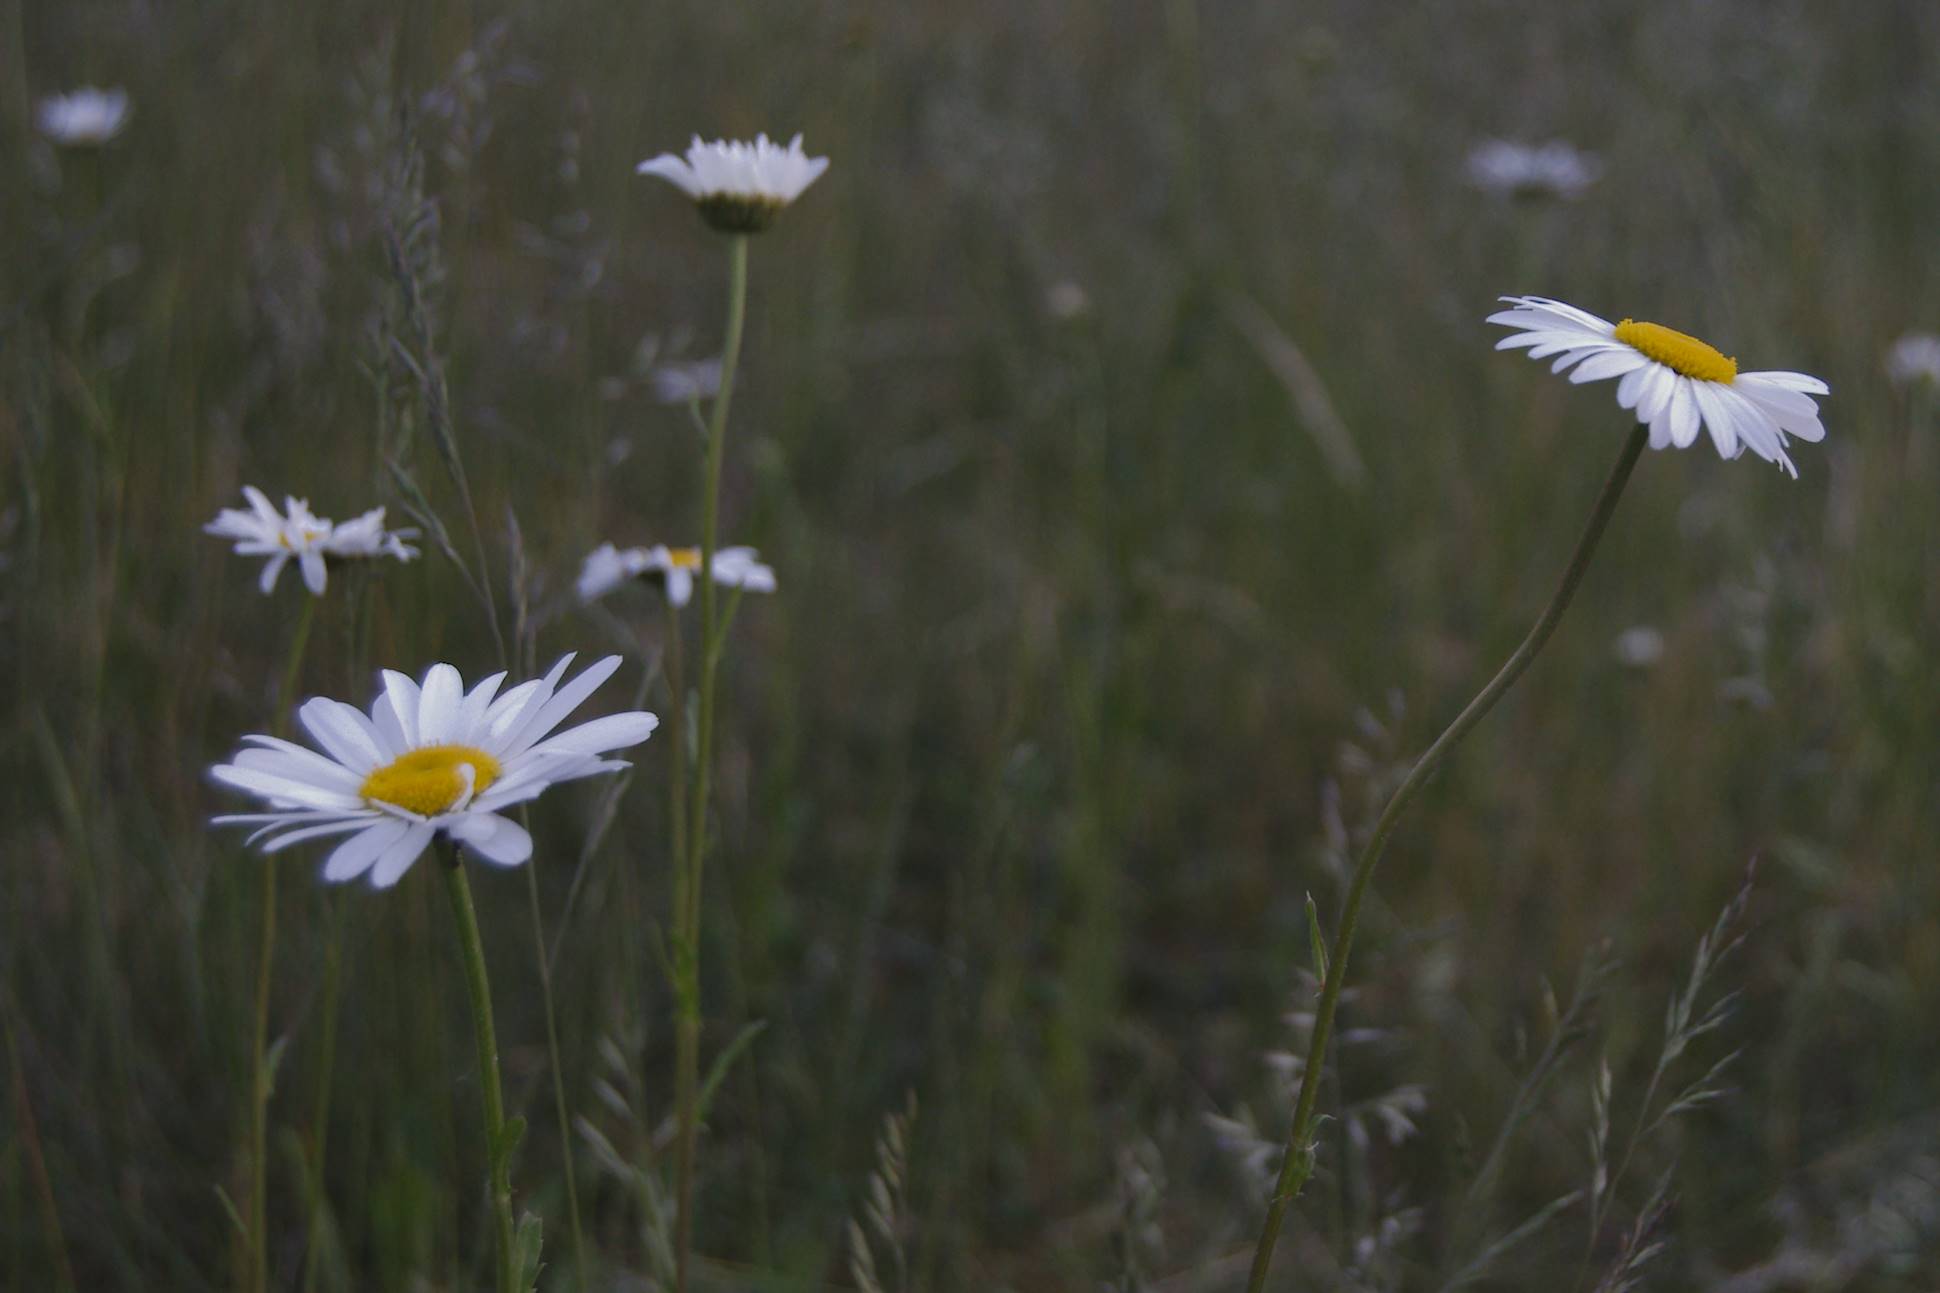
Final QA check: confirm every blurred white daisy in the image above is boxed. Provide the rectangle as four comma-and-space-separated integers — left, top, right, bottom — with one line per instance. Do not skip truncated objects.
211, 656, 657, 887
35, 86, 130, 146
1488, 296, 1829, 478
649, 358, 723, 405
206, 487, 335, 595
1886, 333, 1940, 388
205, 487, 417, 595
636, 134, 829, 233
324, 506, 421, 564
577, 542, 776, 608
1613, 625, 1666, 668
1466, 139, 1601, 201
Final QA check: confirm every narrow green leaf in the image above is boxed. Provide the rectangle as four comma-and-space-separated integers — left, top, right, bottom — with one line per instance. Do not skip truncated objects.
513, 1211, 545, 1291
696, 1020, 768, 1125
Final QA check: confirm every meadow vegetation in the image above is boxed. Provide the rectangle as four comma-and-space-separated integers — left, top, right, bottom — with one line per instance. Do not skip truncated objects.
6, 2, 1940, 1289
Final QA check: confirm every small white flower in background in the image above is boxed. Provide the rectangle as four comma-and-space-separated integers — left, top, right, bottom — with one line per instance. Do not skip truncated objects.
324, 507, 420, 564
1886, 333, 1940, 388
205, 487, 335, 595
577, 542, 776, 608
1489, 296, 1830, 478
205, 487, 417, 595
1613, 625, 1666, 669
35, 86, 130, 146
1466, 139, 1601, 201
636, 133, 829, 233
649, 358, 723, 405
210, 656, 657, 888
1045, 280, 1092, 322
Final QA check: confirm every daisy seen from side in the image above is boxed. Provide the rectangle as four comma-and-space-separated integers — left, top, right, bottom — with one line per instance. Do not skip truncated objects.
636, 134, 829, 233
1488, 296, 1829, 477
210, 655, 657, 888
577, 542, 776, 608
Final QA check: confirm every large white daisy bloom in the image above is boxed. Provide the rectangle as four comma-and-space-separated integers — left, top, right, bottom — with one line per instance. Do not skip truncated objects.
205, 487, 336, 595
211, 655, 658, 888
1488, 296, 1829, 478
1466, 139, 1601, 201
35, 86, 130, 146
578, 542, 777, 608
636, 134, 828, 233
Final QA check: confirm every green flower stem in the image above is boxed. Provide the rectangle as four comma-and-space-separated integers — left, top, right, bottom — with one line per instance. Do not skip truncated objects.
442, 850, 518, 1293
248, 593, 315, 1293
675, 231, 749, 1293
1243, 423, 1649, 1293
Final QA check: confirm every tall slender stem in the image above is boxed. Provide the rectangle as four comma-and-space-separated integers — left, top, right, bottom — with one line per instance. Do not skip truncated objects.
248, 594, 315, 1293
443, 849, 518, 1293
524, 859, 586, 1290
675, 231, 749, 1293
1243, 424, 1649, 1292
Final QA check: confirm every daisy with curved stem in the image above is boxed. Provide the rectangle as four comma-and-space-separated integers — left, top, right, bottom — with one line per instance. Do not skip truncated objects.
1488, 296, 1828, 478
637, 133, 829, 234
577, 541, 777, 608
1241, 297, 1829, 1293
212, 655, 655, 1293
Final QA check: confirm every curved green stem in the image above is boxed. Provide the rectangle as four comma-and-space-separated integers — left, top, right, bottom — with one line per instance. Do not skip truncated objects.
442, 852, 517, 1293
1243, 424, 1649, 1292
675, 232, 749, 1293
248, 594, 315, 1293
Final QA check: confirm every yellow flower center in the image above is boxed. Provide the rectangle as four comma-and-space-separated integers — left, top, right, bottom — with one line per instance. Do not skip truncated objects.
1613, 319, 1738, 384
665, 547, 704, 570
359, 744, 501, 816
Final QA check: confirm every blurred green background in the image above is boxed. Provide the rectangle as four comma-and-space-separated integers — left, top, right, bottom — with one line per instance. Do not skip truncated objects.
6, 1, 1940, 1289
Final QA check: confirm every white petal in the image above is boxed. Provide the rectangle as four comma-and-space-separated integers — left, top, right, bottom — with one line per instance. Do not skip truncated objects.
258, 553, 289, 595
299, 698, 386, 773
1739, 369, 1828, 396
521, 711, 659, 759
447, 813, 533, 867
211, 763, 364, 812
1633, 365, 1676, 425
301, 551, 328, 596
502, 655, 623, 756
236, 736, 363, 790
1668, 380, 1701, 449
1568, 349, 1648, 385
1615, 365, 1651, 411
369, 822, 436, 889
1690, 382, 1740, 459
380, 670, 423, 747
416, 663, 465, 745
485, 655, 575, 746
454, 671, 508, 743
322, 819, 412, 881
259, 816, 373, 854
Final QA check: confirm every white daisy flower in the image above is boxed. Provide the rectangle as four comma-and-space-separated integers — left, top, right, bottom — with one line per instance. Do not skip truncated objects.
636, 133, 829, 233
576, 542, 777, 608
1488, 296, 1829, 478
1886, 333, 1940, 388
211, 655, 658, 888
205, 488, 417, 595
205, 487, 336, 595
35, 86, 130, 146
1466, 139, 1601, 201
